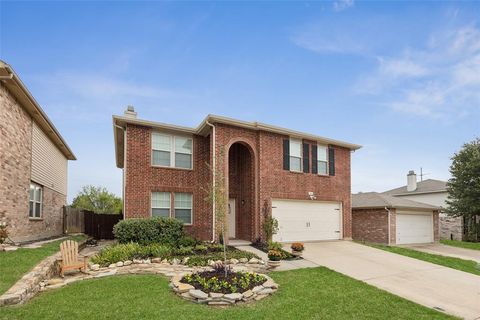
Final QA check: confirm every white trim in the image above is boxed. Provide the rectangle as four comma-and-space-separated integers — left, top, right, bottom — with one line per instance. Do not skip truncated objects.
289, 138, 303, 173
29, 182, 43, 219
316, 144, 329, 176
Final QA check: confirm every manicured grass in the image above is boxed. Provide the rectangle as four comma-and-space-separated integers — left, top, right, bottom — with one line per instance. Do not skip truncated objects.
0, 235, 86, 294
441, 239, 480, 251
369, 243, 480, 276
1, 268, 455, 320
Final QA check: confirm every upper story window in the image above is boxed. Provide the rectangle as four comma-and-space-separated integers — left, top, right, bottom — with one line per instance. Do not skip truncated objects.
317, 145, 328, 175
152, 133, 192, 169
29, 183, 42, 218
289, 139, 302, 172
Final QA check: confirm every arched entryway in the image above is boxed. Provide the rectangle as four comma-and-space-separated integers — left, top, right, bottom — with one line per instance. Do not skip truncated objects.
227, 142, 255, 241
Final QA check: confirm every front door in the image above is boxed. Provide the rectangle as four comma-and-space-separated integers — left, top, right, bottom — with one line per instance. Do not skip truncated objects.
228, 199, 236, 239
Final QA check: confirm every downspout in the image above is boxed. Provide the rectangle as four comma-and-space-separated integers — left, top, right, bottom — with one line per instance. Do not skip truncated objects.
385, 207, 391, 245
114, 124, 126, 219
206, 121, 216, 242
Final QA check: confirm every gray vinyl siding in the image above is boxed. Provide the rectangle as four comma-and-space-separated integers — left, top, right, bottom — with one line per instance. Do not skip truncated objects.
31, 121, 68, 195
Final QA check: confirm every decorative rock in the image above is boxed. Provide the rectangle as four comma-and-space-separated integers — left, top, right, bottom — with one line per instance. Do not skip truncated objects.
208, 260, 215, 266
47, 278, 64, 286
224, 293, 243, 301
161, 259, 169, 264
108, 263, 117, 268
248, 258, 260, 264
94, 270, 117, 278
239, 258, 248, 263
46, 282, 66, 290
181, 292, 196, 301
0, 294, 21, 305
176, 283, 194, 293
182, 257, 190, 264
208, 301, 230, 305
123, 260, 133, 266
151, 258, 162, 263
259, 288, 274, 295
171, 258, 180, 265
243, 290, 253, 298
189, 289, 208, 299
255, 294, 268, 301
116, 261, 124, 267
133, 259, 142, 264
252, 285, 263, 293
143, 259, 151, 264
263, 279, 278, 289
90, 264, 100, 271
209, 292, 224, 299
229, 258, 239, 265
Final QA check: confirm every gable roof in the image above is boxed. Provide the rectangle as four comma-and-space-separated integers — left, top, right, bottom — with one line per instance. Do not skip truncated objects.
383, 179, 447, 196
0, 61, 76, 160
352, 192, 440, 210
113, 113, 362, 168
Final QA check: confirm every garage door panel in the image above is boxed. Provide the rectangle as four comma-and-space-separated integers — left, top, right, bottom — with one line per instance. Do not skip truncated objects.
396, 213, 433, 245
272, 200, 341, 242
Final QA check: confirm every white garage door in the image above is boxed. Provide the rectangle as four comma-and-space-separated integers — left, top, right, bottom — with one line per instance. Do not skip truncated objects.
396, 211, 433, 245
272, 200, 342, 242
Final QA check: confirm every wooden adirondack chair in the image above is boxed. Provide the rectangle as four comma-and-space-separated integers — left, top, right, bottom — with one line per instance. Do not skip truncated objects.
59, 240, 88, 277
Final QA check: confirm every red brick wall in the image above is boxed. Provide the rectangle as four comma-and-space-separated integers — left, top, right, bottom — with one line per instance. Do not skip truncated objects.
352, 208, 389, 244
124, 124, 212, 240
124, 121, 353, 242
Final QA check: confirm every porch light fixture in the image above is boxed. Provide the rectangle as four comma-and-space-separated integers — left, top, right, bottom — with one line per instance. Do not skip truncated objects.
308, 192, 316, 200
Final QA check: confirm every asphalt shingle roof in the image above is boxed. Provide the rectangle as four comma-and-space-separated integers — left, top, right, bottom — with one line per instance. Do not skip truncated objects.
352, 192, 440, 210
382, 179, 447, 195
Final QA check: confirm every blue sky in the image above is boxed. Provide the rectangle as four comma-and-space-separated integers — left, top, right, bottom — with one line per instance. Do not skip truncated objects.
1, 1, 479, 202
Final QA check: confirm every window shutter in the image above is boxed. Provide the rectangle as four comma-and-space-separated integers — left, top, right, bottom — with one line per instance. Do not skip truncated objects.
311, 145, 318, 174
303, 143, 310, 173
328, 147, 335, 176
283, 139, 290, 170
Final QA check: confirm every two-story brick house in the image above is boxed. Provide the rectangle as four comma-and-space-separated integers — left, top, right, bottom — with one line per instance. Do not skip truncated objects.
0, 61, 76, 243
113, 107, 361, 243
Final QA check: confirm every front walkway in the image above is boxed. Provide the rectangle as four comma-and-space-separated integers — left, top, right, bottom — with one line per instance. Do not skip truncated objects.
406, 243, 480, 263
301, 241, 480, 320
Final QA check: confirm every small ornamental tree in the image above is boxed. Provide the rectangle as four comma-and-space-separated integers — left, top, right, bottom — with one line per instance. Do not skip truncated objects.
204, 148, 228, 274
71, 185, 122, 214
446, 138, 480, 240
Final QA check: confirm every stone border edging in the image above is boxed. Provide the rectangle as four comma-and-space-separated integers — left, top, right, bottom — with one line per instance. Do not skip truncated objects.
0, 238, 87, 306
171, 273, 278, 305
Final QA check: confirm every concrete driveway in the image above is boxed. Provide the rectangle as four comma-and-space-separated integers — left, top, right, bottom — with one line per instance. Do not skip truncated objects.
406, 243, 480, 263
302, 241, 480, 320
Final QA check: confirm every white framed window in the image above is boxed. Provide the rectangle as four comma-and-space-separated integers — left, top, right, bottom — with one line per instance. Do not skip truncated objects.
152, 133, 192, 169
151, 192, 171, 218
29, 183, 42, 218
174, 193, 192, 225
317, 145, 328, 175
289, 139, 302, 172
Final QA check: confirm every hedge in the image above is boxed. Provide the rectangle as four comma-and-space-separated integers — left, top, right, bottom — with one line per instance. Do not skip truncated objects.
113, 217, 185, 246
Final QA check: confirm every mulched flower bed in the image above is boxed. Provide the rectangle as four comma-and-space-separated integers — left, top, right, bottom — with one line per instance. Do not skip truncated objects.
181, 268, 267, 294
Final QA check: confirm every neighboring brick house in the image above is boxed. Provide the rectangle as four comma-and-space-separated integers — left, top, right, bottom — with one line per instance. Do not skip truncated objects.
113, 107, 361, 243
352, 192, 440, 245
383, 171, 464, 241
0, 61, 76, 243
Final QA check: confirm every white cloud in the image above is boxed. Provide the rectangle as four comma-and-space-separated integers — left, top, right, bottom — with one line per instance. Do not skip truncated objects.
355, 24, 480, 120
333, 0, 354, 12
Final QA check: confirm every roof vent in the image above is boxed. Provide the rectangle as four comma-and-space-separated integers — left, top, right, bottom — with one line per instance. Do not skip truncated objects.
124, 105, 137, 119
407, 170, 417, 192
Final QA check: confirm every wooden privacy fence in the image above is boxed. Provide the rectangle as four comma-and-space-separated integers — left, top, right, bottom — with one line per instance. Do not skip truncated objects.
84, 211, 123, 240
63, 206, 123, 239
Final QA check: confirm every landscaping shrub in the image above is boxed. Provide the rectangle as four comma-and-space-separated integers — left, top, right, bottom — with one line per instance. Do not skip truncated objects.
178, 235, 199, 247
113, 217, 185, 246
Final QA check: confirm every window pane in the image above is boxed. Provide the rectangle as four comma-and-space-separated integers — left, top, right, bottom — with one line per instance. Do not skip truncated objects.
151, 192, 170, 208
318, 145, 328, 162
289, 139, 302, 157
175, 137, 192, 154
318, 161, 328, 175
29, 185, 35, 201
152, 133, 171, 151
152, 150, 171, 166
152, 208, 170, 218
174, 193, 192, 209
175, 153, 192, 169
290, 156, 301, 172
35, 202, 41, 217
175, 209, 192, 224
35, 187, 42, 202
29, 201, 34, 217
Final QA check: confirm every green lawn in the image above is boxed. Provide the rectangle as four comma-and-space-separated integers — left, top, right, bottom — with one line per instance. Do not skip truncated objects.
441, 239, 480, 251
0, 268, 455, 320
369, 243, 480, 276
0, 235, 86, 294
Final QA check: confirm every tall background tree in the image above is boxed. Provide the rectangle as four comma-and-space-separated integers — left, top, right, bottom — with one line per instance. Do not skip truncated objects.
71, 185, 122, 214
446, 138, 480, 240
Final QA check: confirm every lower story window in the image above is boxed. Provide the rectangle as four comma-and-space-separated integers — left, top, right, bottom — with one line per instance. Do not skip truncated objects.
151, 192, 170, 218
174, 193, 192, 224
29, 183, 42, 218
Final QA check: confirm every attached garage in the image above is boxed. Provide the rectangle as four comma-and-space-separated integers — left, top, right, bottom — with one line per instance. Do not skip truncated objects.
272, 199, 342, 242
352, 192, 439, 245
